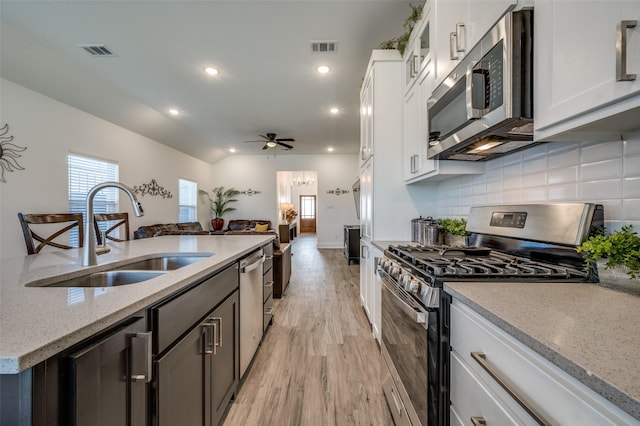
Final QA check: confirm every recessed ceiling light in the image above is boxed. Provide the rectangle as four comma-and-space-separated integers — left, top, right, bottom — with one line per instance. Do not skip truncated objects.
316, 65, 330, 74
169, 108, 180, 116
229, 148, 236, 153
328, 147, 334, 152
205, 67, 219, 76
330, 107, 339, 114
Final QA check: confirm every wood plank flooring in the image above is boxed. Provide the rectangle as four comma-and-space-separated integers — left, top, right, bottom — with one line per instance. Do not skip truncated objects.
224, 234, 393, 426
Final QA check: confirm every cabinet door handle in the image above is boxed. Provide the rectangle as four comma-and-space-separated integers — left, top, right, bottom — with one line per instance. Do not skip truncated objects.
264, 280, 274, 288
456, 22, 466, 53
471, 417, 486, 426
131, 332, 152, 383
450, 32, 459, 60
412, 54, 419, 77
203, 319, 216, 355
212, 316, 222, 351
264, 307, 274, 316
617, 20, 637, 81
470, 352, 551, 426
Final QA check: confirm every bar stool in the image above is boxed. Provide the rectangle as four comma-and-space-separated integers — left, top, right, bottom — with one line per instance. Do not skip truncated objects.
17, 212, 84, 255
93, 212, 130, 245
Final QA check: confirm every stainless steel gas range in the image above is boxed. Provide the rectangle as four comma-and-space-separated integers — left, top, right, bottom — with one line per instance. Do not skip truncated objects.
378, 203, 604, 426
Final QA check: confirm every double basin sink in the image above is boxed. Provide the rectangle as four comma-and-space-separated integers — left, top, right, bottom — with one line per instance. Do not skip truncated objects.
26, 254, 213, 288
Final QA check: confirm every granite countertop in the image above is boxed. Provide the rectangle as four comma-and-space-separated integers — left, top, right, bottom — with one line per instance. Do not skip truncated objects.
0, 234, 273, 374
445, 281, 640, 421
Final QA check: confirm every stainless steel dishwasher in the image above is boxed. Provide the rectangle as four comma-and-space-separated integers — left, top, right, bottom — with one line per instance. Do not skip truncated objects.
239, 249, 265, 377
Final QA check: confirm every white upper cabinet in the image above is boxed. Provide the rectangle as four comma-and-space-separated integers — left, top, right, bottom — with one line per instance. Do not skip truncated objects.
534, 0, 640, 141
359, 72, 374, 167
433, 0, 518, 87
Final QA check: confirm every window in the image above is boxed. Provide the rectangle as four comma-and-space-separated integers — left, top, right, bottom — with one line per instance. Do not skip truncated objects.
68, 154, 119, 245
178, 179, 197, 222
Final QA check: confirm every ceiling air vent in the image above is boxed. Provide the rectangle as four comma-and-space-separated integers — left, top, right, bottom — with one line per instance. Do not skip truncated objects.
310, 40, 337, 53
78, 44, 116, 56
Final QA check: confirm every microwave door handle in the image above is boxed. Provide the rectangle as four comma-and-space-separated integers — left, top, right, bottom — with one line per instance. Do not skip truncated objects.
466, 61, 490, 119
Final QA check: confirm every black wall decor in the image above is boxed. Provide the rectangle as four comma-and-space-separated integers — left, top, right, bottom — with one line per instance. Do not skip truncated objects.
133, 179, 173, 198
240, 188, 262, 196
326, 187, 350, 195
0, 124, 27, 183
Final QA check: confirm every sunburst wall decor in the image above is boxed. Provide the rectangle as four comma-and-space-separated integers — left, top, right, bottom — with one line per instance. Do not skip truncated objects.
0, 124, 27, 183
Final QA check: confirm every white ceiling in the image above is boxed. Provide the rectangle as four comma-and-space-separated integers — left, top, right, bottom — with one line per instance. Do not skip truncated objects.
1, 0, 412, 164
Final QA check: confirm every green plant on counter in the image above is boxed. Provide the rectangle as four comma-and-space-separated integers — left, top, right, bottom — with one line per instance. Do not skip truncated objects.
438, 218, 469, 236
576, 225, 640, 279
199, 186, 240, 219
376, 3, 423, 55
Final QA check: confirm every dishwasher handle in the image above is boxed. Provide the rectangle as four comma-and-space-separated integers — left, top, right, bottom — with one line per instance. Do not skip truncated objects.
240, 253, 265, 273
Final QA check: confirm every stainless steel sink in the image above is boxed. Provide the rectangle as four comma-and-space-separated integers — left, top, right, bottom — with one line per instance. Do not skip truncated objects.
114, 255, 210, 271
25, 253, 213, 287
42, 270, 167, 288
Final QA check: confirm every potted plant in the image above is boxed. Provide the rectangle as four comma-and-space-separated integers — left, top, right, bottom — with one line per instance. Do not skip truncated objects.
376, 3, 423, 55
438, 218, 469, 246
576, 225, 640, 292
200, 186, 240, 231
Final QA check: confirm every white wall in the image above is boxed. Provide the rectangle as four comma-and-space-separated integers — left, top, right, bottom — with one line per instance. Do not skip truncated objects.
409, 134, 640, 233
0, 79, 215, 259
209, 154, 360, 248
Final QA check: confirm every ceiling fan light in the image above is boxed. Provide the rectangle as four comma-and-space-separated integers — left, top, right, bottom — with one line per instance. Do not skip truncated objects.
266, 141, 277, 148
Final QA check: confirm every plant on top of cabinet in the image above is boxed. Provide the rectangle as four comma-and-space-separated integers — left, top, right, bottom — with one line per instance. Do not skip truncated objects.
200, 186, 240, 231
377, 3, 423, 55
577, 225, 640, 293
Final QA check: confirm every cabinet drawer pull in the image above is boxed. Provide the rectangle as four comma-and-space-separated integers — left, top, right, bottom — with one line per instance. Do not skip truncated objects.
264, 307, 274, 316
264, 281, 274, 288
617, 20, 637, 81
131, 332, 152, 383
471, 417, 486, 426
456, 22, 466, 53
470, 352, 551, 426
450, 32, 459, 60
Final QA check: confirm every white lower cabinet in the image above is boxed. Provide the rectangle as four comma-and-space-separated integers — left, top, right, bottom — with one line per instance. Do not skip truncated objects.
450, 300, 639, 425
359, 240, 382, 343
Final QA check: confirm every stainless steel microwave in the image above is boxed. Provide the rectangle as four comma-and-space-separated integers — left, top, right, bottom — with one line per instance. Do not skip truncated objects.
427, 10, 534, 161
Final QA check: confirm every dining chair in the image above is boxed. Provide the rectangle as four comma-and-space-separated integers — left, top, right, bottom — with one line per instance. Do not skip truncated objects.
17, 212, 84, 255
93, 212, 130, 245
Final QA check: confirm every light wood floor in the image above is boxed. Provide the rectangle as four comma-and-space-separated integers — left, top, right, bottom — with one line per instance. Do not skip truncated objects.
224, 234, 393, 426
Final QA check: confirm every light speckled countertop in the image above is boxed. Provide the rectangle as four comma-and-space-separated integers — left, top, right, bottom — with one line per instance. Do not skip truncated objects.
445, 281, 640, 421
0, 234, 273, 374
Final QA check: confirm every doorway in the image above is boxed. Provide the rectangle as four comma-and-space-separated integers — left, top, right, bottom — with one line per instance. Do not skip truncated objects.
299, 195, 316, 233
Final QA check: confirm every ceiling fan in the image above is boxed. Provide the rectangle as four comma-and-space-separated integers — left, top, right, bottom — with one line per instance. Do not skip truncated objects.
244, 133, 295, 150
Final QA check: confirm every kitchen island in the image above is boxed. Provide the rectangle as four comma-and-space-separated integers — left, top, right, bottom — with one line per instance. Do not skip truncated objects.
445, 281, 640, 423
0, 234, 274, 374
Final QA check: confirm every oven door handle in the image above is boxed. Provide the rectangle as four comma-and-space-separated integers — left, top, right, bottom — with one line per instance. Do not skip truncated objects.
380, 271, 428, 327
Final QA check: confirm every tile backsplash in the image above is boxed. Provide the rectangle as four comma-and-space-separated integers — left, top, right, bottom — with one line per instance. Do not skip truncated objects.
432, 132, 640, 233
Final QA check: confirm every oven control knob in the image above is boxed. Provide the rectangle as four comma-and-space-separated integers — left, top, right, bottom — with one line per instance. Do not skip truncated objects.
390, 265, 401, 279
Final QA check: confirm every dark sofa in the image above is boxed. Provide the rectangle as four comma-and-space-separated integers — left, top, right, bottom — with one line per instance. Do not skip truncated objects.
133, 222, 208, 239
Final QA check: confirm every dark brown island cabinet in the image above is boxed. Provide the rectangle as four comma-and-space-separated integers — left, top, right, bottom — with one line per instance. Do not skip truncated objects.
0, 243, 286, 426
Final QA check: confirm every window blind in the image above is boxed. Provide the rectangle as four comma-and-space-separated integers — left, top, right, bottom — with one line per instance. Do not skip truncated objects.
68, 154, 119, 245
178, 179, 197, 222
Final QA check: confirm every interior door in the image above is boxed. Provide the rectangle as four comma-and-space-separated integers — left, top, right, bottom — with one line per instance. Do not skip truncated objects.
299, 195, 316, 233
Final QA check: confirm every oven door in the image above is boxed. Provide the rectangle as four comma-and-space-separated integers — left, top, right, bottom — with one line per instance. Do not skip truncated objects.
380, 271, 430, 426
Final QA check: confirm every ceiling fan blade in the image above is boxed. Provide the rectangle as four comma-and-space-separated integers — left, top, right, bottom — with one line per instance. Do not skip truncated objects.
259, 134, 272, 140
278, 142, 294, 150
244, 140, 264, 143
276, 138, 295, 142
